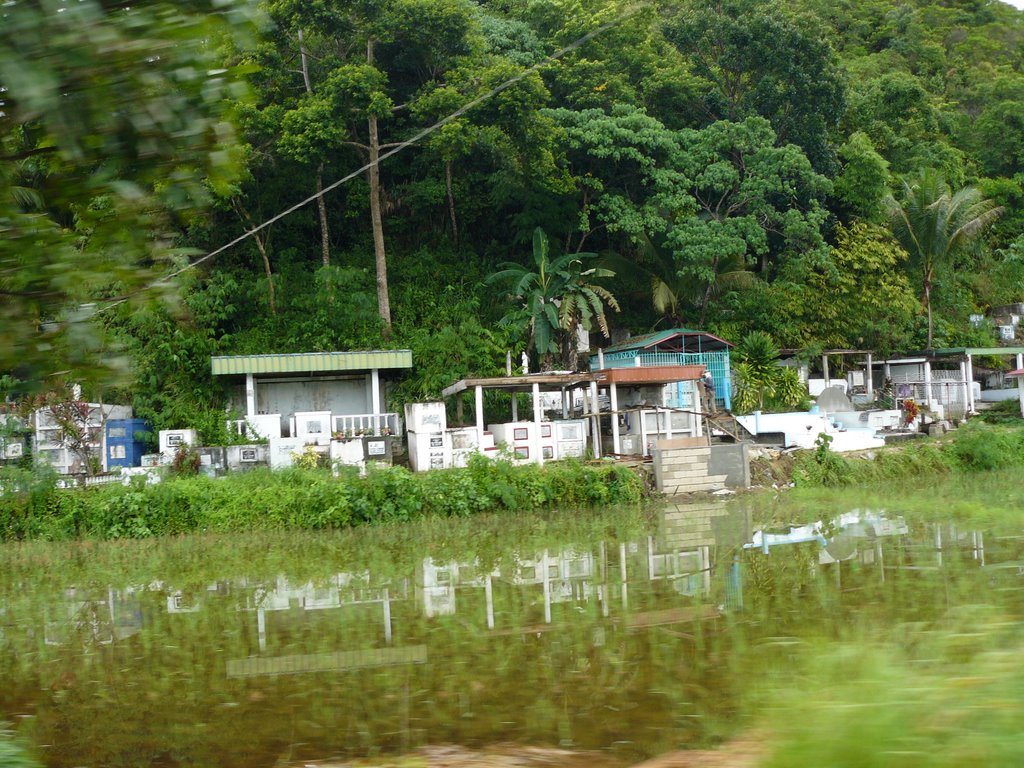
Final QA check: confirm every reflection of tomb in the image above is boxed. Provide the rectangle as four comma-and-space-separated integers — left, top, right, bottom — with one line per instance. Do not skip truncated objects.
45, 587, 143, 645
240, 574, 411, 652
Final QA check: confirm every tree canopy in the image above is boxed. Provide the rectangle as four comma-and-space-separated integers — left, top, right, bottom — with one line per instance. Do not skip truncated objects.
3, 0, 1024, 422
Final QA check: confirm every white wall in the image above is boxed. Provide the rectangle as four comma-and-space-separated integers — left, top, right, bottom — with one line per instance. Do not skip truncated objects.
256, 377, 370, 425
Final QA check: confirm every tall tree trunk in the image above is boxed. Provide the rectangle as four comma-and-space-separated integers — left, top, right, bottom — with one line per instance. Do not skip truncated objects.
924, 277, 933, 349
367, 37, 391, 332
299, 29, 331, 267
253, 233, 277, 314
315, 164, 330, 267
445, 159, 458, 247
233, 201, 276, 314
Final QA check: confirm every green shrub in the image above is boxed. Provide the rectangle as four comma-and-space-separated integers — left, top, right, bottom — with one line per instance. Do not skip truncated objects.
0, 458, 646, 541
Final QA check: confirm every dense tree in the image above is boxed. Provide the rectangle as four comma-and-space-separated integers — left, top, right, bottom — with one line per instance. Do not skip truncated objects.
663, 0, 847, 172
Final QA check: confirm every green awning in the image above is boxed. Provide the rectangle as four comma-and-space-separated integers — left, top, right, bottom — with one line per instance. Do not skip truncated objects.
211, 350, 413, 376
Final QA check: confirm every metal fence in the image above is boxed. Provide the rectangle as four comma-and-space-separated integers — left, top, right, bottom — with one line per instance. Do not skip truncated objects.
595, 350, 732, 411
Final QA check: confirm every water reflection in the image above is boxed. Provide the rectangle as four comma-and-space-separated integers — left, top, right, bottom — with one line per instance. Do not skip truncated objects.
1, 500, 1022, 767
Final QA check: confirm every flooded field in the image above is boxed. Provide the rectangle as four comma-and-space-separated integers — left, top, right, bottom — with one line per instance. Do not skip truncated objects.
1, 470, 1023, 767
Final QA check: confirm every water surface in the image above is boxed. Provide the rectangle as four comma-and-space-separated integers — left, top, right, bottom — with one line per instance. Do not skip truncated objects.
2, 473, 1022, 767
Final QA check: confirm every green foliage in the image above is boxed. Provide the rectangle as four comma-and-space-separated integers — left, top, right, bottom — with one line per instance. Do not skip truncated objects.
0, 460, 645, 542
664, 0, 847, 172
887, 169, 1004, 347
0, 727, 41, 768
793, 422, 1024, 488
171, 446, 202, 477
732, 331, 805, 413
772, 223, 920, 354
763, 637, 1024, 768
488, 228, 619, 370
0, 0, 255, 379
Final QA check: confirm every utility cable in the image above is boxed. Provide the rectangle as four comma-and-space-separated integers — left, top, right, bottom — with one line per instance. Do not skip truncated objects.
92, 6, 643, 317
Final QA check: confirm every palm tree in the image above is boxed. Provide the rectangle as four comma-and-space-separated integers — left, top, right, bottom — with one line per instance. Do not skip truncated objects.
601, 233, 758, 328
886, 170, 1003, 348
488, 228, 620, 371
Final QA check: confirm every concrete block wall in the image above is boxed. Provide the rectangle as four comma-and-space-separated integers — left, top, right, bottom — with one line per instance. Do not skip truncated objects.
653, 446, 728, 495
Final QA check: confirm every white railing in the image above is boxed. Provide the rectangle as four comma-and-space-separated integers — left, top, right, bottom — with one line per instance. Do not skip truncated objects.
332, 412, 401, 438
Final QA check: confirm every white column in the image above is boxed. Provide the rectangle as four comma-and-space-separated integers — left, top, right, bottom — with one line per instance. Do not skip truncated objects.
511, 394, 518, 422
822, 354, 830, 387
589, 380, 601, 458
597, 348, 605, 369
966, 354, 975, 413
693, 380, 704, 439
383, 587, 392, 644
924, 360, 933, 408
1017, 354, 1024, 419
370, 368, 381, 434
960, 360, 970, 417
532, 382, 543, 464
865, 353, 873, 397
610, 382, 621, 455
475, 385, 485, 446
664, 407, 673, 440
257, 607, 267, 652
245, 373, 256, 417
561, 389, 569, 418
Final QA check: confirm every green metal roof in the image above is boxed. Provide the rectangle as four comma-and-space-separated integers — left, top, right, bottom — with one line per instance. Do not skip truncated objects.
599, 328, 733, 354
917, 346, 1024, 358
211, 350, 413, 376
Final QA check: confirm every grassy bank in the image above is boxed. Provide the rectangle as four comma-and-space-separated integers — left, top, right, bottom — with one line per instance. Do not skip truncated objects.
0, 458, 644, 541
792, 421, 1024, 488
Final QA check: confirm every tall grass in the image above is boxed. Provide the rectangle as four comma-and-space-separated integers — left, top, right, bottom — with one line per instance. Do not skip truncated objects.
793, 422, 1024, 488
0, 458, 644, 541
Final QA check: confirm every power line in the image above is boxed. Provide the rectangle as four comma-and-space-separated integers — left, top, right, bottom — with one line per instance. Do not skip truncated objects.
93, 6, 643, 317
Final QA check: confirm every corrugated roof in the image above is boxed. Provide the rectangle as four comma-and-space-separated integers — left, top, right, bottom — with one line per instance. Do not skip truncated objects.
922, 346, 1024, 357
211, 350, 413, 376
600, 328, 733, 354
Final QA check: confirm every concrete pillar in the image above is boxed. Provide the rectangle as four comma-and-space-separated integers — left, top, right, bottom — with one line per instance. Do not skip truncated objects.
370, 368, 381, 434
589, 380, 601, 458
610, 382, 621, 455
865, 353, 873, 397
475, 385, 485, 447
532, 382, 543, 464
960, 360, 970, 417
597, 348, 605, 369
245, 373, 256, 418
966, 354, 976, 413
693, 380, 703, 439
924, 361, 933, 409
257, 607, 266, 652
822, 354, 830, 387
383, 587, 392, 644
561, 389, 569, 419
